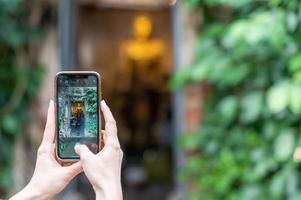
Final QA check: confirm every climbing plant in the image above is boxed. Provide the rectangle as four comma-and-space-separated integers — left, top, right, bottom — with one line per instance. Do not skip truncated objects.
0, 0, 45, 196
172, 0, 301, 199
84, 87, 98, 135
84, 87, 97, 113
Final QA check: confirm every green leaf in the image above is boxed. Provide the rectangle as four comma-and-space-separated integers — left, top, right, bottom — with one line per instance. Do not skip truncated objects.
240, 91, 263, 123
241, 185, 261, 200
170, 67, 191, 90
267, 81, 290, 114
218, 96, 238, 122
287, 12, 298, 32
274, 129, 295, 162
178, 134, 200, 150
289, 84, 301, 114
254, 158, 276, 180
270, 171, 285, 198
2, 114, 20, 135
292, 71, 301, 84
223, 64, 250, 86
263, 122, 278, 140
286, 169, 299, 197
289, 53, 301, 73
191, 62, 209, 81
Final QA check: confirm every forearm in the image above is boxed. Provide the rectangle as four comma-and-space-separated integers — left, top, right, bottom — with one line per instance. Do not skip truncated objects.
9, 184, 51, 200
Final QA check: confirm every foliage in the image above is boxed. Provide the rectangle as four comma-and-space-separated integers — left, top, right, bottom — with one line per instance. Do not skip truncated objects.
84, 88, 98, 134
0, 0, 44, 195
59, 143, 68, 153
84, 87, 97, 113
173, 0, 301, 199
87, 115, 97, 135
58, 96, 66, 130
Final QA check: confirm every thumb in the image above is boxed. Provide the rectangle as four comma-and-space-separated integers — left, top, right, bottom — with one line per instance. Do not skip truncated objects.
74, 144, 94, 161
64, 161, 83, 178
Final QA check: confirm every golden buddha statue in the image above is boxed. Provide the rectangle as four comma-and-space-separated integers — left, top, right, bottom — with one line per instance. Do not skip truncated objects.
118, 15, 171, 185
119, 15, 166, 90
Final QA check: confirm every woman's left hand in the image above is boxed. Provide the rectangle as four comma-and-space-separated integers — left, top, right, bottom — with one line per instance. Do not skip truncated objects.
10, 100, 82, 200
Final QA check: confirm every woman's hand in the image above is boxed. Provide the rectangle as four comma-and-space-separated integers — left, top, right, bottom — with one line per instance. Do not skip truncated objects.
10, 100, 82, 200
75, 100, 123, 200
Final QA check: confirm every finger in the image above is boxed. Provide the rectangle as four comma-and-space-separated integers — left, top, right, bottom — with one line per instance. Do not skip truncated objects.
100, 130, 106, 149
74, 144, 95, 161
64, 161, 83, 175
101, 100, 120, 148
41, 100, 56, 146
37, 143, 55, 155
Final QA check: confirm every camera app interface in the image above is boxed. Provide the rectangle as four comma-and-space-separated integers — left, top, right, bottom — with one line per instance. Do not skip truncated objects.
57, 74, 98, 159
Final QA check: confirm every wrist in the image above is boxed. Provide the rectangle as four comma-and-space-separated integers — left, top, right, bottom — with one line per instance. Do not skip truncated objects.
94, 181, 122, 200
10, 184, 52, 200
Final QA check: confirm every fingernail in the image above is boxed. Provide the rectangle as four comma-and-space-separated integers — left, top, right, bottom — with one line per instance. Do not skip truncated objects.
74, 143, 80, 149
74, 144, 79, 152
50, 99, 54, 106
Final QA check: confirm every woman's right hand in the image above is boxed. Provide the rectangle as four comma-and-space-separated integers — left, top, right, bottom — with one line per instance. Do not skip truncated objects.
75, 100, 123, 200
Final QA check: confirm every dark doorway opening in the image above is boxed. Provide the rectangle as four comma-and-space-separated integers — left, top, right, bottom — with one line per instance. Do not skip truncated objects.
77, 6, 174, 200
70, 101, 85, 136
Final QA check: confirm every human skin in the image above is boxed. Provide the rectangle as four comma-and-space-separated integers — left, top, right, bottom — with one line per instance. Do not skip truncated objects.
9, 100, 123, 200
9, 100, 82, 200
75, 100, 123, 200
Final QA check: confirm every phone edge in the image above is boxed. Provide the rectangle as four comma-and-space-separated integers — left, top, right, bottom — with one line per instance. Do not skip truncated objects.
54, 70, 101, 162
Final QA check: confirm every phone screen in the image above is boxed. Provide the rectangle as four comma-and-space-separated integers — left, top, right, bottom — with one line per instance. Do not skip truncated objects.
56, 73, 99, 159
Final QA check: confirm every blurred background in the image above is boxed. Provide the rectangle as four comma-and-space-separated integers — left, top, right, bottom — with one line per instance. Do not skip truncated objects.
1, 0, 301, 199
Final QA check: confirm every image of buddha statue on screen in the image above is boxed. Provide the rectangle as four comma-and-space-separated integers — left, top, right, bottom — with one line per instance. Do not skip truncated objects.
58, 82, 98, 157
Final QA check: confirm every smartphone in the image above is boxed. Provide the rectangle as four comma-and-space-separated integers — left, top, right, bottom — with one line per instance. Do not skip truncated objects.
55, 71, 101, 160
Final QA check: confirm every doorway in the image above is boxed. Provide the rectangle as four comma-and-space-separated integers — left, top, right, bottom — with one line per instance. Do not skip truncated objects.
78, 6, 174, 200
70, 101, 85, 137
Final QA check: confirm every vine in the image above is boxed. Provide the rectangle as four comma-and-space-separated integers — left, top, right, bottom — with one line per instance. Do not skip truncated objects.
0, 0, 46, 196
173, 0, 301, 199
